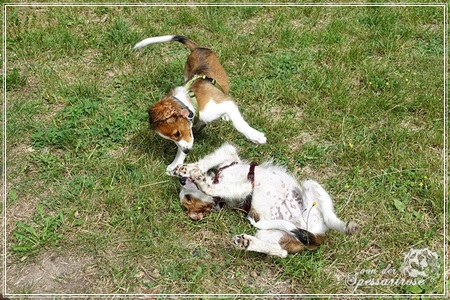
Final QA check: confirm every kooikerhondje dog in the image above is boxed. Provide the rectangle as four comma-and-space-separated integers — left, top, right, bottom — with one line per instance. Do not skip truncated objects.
134, 36, 266, 174
173, 143, 358, 258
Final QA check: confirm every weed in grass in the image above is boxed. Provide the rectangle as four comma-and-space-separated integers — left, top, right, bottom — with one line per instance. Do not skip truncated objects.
5, 68, 27, 91
11, 205, 65, 256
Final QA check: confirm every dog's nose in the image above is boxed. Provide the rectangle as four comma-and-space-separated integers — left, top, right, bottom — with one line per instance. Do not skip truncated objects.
183, 148, 190, 154
179, 177, 187, 185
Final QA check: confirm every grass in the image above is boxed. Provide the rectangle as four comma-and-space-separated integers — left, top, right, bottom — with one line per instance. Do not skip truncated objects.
3, 3, 446, 297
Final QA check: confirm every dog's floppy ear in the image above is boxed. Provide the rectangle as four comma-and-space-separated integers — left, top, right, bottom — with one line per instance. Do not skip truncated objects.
148, 100, 179, 127
180, 108, 190, 118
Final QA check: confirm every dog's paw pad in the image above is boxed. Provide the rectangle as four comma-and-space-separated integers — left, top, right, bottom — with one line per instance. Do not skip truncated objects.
345, 221, 359, 235
173, 165, 189, 177
189, 167, 204, 181
232, 234, 251, 250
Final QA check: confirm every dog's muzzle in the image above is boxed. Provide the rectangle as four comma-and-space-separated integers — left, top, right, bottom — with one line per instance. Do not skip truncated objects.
179, 177, 188, 186
182, 147, 190, 154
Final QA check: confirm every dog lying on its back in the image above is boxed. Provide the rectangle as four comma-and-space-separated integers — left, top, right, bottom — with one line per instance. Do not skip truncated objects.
134, 35, 266, 174
174, 143, 358, 258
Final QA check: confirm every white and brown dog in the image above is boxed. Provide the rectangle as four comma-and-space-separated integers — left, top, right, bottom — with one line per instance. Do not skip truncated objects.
173, 143, 358, 258
134, 35, 266, 174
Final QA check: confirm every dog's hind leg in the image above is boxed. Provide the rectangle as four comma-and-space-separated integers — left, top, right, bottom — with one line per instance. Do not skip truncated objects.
214, 101, 267, 144
303, 180, 358, 235
232, 233, 288, 258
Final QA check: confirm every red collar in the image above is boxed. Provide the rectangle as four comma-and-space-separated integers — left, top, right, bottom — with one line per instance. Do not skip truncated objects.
213, 162, 257, 185
247, 162, 257, 188
213, 162, 238, 184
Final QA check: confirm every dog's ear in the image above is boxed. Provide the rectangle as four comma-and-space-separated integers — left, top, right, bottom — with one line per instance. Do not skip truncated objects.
148, 100, 179, 126
180, 108, 190, 118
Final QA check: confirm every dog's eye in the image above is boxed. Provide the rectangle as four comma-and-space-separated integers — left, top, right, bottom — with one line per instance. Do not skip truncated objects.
185, 195, 192, 203
173, 131, 181, 139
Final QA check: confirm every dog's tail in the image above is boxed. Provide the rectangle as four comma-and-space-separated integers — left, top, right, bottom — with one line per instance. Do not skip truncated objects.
302, 179, 358, 235
248, 218, 323, 248
133, 35, 199, 52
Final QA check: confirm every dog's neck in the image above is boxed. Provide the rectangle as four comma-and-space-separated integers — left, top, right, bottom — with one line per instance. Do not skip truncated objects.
172, 86, 198, 123
212, 162, 257, 214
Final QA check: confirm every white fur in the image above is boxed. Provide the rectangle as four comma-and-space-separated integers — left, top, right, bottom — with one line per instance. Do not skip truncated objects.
157, 130, 193, 172
175, 143, 357, 257
133, 35, 175, 50
200, 101, 267, 144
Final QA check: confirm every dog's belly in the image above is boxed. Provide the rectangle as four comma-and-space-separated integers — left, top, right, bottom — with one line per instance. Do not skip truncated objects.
270, 199, 302, 221
251, 168, 306, 223
251, 168, 325, 231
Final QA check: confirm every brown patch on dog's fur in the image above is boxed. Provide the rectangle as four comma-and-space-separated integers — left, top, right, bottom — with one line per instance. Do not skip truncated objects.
248, 208, 260, 222
183, 45, 230, 110
148, 98, 180, 127
149, 98, 193, 143
190, 81, 230, 110
184, 48, 229, 94
279, 234, 307, 254
306, 234, 325, 250
279, 233, 325, 254
181, 194, 215, 220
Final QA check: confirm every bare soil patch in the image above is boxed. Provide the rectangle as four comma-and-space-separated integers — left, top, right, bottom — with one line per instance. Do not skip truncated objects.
7, 251, 98, 294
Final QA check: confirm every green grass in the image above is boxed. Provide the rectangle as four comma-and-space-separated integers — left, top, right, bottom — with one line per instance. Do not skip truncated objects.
4, 4, 446, 296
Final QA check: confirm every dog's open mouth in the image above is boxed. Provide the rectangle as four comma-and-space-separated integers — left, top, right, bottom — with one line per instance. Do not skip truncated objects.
179, 177, 200, 190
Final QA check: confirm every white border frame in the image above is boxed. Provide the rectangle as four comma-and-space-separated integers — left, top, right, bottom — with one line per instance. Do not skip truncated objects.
2, 2, 447, 298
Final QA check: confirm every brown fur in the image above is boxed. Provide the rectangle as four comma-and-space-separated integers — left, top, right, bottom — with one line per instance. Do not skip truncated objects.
248, 208, 260, 222
279, 234, 307, 253
279, 233, 325, 254
181, 194, 215, 221
184, 47, 229, 94
149, 98, 193, 143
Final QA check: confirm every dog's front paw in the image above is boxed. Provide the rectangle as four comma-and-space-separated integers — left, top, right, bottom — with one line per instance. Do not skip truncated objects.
166, 164, 177, 176
173, 164, 189, 178
189, 166, 205, 182
247, 130, 267, 144
232, 234, 251, 250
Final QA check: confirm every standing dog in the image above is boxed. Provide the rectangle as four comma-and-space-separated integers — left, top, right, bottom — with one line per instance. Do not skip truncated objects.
134, 35, 266, 174
174, 143, 358, 258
